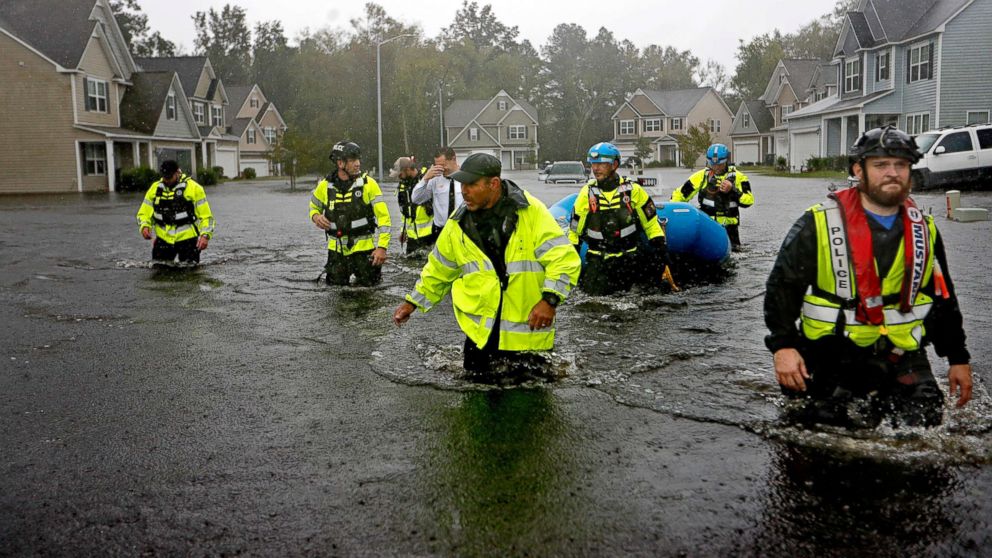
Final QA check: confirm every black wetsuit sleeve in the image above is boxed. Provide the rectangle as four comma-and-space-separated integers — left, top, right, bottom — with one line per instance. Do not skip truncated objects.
764, 212, 818, 354
923, 229, 971, 365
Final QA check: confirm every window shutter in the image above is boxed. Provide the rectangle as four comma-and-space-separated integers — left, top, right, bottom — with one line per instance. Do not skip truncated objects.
875, 55, 879, 82
906, 50, 911, 83
83, 77, 92, 111
928, 42, 934, 80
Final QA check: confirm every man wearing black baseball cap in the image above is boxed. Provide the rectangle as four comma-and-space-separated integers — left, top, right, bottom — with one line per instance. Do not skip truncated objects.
136, 159, 215, 265
393, 153, 582, 378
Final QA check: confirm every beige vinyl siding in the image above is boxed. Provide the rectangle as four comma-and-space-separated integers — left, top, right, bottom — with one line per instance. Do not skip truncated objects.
500, 110, 534, 146
239, 122, 267, 154
686, 91, 735, 165
0, 33, 79, 193
75, 36, 119, 127
238, 88, 266, 119
257, 109, 284, 132
630, 95, 658, 115
478, 95, 511, 123
192, 66, 212, 99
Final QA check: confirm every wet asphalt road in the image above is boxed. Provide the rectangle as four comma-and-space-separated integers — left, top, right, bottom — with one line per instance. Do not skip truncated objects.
1, 169, 991, 557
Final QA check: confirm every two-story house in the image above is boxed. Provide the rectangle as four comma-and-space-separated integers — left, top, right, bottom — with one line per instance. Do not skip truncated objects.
117, 70, 202, 173
784, 0, 992, 171
729, 59, 823, 165
225, 84, 288, 177
135, 56, 241, 177
0, 0, 204, 193
444, 90, 539, 170
611, 87, 734, 167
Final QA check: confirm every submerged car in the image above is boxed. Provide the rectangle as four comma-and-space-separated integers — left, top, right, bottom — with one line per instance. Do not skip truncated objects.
544, 161, 589, 184
912, 123, 992, 189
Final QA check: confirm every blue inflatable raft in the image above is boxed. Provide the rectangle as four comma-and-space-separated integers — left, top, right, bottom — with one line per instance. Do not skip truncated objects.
548, 193, 731, 265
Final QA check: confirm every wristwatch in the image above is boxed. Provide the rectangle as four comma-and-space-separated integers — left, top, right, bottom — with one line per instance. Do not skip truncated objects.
541, 292, 561, 308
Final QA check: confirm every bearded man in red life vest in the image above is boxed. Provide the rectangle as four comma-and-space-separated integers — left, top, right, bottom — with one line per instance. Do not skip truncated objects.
763, 126, 972, 429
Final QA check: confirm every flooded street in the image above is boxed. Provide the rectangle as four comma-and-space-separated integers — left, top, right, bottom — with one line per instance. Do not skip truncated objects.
2, 170, 991, 556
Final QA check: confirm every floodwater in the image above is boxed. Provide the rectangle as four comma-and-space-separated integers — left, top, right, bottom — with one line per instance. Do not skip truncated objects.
1, 170, 990, 556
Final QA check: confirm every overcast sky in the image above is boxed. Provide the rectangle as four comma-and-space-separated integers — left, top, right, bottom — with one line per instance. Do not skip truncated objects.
143, 0, 839, 72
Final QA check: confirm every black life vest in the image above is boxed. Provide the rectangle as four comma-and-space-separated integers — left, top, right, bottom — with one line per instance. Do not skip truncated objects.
581, 179, 640, 254
397, 173, 432, 219
697, 168, 740, 218
152, 179, 196, 227
323, 175, 376, 243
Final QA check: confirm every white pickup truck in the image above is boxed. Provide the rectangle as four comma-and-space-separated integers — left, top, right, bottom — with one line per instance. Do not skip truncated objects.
912, 123, 992, 190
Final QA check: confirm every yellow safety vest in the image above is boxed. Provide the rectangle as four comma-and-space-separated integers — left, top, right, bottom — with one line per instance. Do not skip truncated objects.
800, 201, 937, 351
672, 166, 754, 226
136, 176, 215, 244
309, 173, 391, 255
568, 176, 663, 258
407, 185, 582, 351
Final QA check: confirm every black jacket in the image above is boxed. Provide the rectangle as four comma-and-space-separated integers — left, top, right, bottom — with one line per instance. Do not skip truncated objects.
764, 210, 970, 365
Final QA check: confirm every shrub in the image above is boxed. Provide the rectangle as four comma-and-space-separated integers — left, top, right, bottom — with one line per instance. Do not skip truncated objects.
645, 160, 676, 168
242, 167, 257, 179
775, 156, 788, 171
804, 156, 849, 172
196, 167, 219, 186
119, 166, 159, 192
211, 166, 226, 179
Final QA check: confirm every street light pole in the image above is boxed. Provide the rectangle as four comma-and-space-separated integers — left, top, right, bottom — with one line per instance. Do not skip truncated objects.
438, 82, 444, 146
376, 33, 415, 183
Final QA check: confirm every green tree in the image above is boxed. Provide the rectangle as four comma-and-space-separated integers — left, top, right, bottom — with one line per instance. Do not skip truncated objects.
192, 4, 252, 84
110, 0, 176, 56
634, 136, 653, 162
637, 45, 699, 91
676, 124, 713, 169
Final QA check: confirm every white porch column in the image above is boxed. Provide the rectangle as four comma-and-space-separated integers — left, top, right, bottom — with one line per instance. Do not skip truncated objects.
105, 140, 116, 192
147, 142, 153, 167
840, 118, 848, 156
201, 142, 207, 171
132, 142, 139, 170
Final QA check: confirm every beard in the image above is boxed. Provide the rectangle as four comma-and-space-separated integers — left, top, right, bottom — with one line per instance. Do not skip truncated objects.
860, 173, 911, 208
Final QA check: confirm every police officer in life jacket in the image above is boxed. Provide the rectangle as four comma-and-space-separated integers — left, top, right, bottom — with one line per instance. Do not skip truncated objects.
764, 126, 973, 428
392, 156, 435, 254
672, 143, 754, 251
309, 141, 392, 286
136, 159, 215, 264
569, 142, 668, 295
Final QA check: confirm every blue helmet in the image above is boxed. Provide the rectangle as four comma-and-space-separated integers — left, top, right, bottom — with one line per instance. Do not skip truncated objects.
706, 143, 730, 166
587, 142, 621, 164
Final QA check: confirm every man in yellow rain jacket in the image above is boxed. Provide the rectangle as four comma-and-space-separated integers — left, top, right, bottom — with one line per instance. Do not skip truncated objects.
671, 143, 753, 251
136, 160, 215, 265
393, 153, 581, 376
309, 141, 391, 286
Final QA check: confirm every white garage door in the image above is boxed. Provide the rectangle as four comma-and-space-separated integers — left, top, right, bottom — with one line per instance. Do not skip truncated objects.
216, 148, 238, 178
790, 131, 820, 172
242, 158, 270, 178
733, 141, 759, 165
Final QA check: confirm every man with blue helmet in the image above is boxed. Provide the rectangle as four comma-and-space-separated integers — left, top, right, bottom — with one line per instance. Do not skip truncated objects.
672, 143, 754, 250
569, 142, 668, 295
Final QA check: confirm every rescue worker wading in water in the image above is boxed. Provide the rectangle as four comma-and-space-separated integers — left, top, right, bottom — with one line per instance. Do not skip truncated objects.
569, 142, 669, 295
672, 143, 753, 251
136, 159, 215, 265
309, 141, 391, 286
392, 156, 435, 254
764, 126, 973, 428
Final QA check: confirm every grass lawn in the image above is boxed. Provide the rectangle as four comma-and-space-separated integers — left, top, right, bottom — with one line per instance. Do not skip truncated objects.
738, 165, 849, 180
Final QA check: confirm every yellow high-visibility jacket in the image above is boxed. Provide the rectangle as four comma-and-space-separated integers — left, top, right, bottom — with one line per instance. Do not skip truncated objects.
136, 175, 215, 243
672, 166, 753, 226
309, 173, 391, 254
568, 176, 663, 258
406, 183, 582, 351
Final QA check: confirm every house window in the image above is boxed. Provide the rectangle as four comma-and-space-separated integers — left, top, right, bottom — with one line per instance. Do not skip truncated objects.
670, 118, 683, 131
211, 106, 223, 126
82, 143, 106, 175
497, 100, 508, 111
909, 43, 932, 83
876, 52, 890, 81
779, 73, 786, 84
644, 119, 661, 132
966, 110, 990, 125
85, 78, 109, 113
906, 112, 930, 135
742, 113, 750, 128
247, 128, 256, 144
844, 58, 861, 93
782, 105, 793, 119
166, 92, 176, 120
619, 120, 635, 135
709, 119, 721, 133
508, 125, 527, 140
469, 127, 479, 141
264, 127, 277, 144
249, 97, 259, 109
815, 90, 826, 102
193, 102, 205, 124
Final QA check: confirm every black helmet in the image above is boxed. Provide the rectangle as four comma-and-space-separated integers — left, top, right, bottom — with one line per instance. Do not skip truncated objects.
329, 141, 361, 163
849, 126, 921, 172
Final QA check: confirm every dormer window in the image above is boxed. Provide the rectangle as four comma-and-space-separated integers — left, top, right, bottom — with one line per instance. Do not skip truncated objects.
469, 127, 479, 141
193, 102, 205, 124
742, 113, 751, 128
844, 58, 861, 93
876, 52, 890, 81
779, 73, 786, 84
166, 92, 176, 120
497, 100, 508, 111
249, 97, 259, 109
211, 106, 223, 126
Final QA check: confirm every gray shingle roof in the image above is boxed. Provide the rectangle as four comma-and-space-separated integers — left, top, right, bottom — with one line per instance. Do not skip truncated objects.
256, 101, 271, 122
848, 11, 878, 48
119, 71, 175, 135
230, 117, 252, 138
847, 0, 971, 45
445, 100, 490, 129
225, 85, 253, 123
743, 100, 775, 133
781, 59, 822, 99
641, 88, 712, 117
135, 56, 207, 98
0, 0, 97, 69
